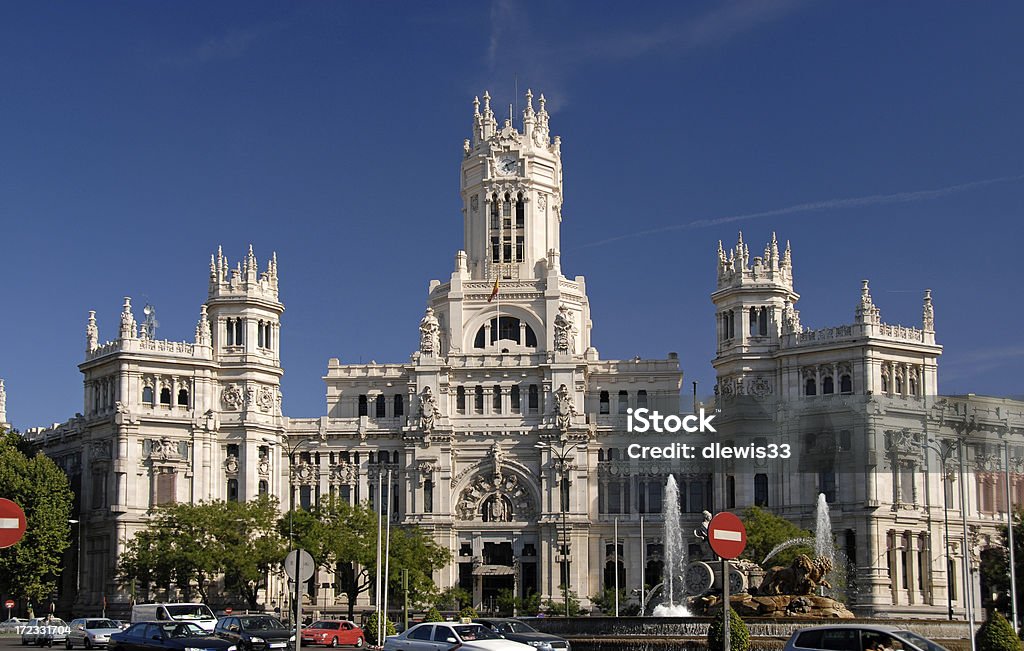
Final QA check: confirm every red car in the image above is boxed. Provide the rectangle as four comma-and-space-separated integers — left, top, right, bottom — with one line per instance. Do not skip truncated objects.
300, 621, 364, 648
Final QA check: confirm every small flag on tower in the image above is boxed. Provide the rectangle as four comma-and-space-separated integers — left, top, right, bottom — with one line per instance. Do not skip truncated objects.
488, 276, 500, 303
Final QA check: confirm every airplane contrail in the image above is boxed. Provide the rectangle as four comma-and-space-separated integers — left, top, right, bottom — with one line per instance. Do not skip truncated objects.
572, 173, 1024, 250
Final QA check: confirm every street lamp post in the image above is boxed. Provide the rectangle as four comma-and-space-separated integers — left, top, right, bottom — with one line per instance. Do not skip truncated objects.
68, 519, 81, 607
923, 437, 957, 620
536, 440, 583, 618
264, 435, 321, 638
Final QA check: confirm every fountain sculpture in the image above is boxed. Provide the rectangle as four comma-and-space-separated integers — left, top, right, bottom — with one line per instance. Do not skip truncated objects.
651, 476, 691, 616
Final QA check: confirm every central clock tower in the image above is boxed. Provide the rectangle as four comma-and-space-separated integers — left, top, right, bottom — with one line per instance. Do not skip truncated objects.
460, 90, 564, 282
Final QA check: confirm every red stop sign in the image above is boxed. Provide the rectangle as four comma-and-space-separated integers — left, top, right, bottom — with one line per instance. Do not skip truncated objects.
225, 608, 233, 615
0, 499, 27, 549
4, 599, 14, 609
708, 512, 747, 560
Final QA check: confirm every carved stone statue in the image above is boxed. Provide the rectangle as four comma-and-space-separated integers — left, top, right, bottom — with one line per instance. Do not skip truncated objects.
86, 311, 99, 350
553, 305, 575, 354
119, 297, 137, 340
554, 384, 577, 431
195, 305, 212, 345
419, 307, 441, 356
418, 386, 440, 433
758, 554, 833, 596
490, 442, 505, 483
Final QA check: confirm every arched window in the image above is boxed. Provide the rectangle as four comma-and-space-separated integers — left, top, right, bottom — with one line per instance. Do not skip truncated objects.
142, 386, 154, 405
474, 385, 484, 413
474, 316, 538, 348
805, 378, 817, 396
637, 390, 648, 408
234, 318, 244, 346
617, 390, 629, 414
599, 391, 610, 414
822, 376, 834, 395
750, 307, 759, 336
177, 388, 189, 407
227, 478, 238, 502
264, 322, 272, 350
608, 448, 618, 461
159, 387, 171, 405
598, 449, 605, 461
490, 193, 500, 230
754, 474, 769, 506
226, 318, 234, 346
379, 451, 390, 464
909, 376, 918, 396
424, 479, 434, 513
259, 480, 268, 497
895, 376, 903, 394
840, 374, 852, 394
394, 394, 404, 417
375, 395, 386, 418
528, 384, 539, 413
456, 386, 466, 413
759, 306, 768, 336
515, 193, 525, 228
358, 394, 368, 417
258, 320, 265, 348
881, 374, 889, 393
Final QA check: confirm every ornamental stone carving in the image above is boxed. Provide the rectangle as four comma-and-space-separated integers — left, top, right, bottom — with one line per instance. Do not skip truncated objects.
291, 460, 317, 485
330, 462, 359, 484
553, 304, 575, 355
418, 386, 441, 433
257, 386, 275, 412
419, 308, 441, 357
224, 454, 240, 475
416, 461, 438, 487
195, 305, 212, 345
86, 311, 99, 350
554, 384, 577, 431
750, 377, 771, 397
222, 384, 243, 410
456, 472, 536, 522
119, 297, 137, 340
257, 459, 270, 476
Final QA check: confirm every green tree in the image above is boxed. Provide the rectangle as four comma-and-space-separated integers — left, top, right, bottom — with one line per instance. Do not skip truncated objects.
119, 498, 285, 606
741, 506, 814, 568
975, 610, 1021, 651
364, 613, 396, 642
707, 607, 750, 651
285, 498, 451, 620
436, 586, 471, 611
0, 429, 74, 603
542, 588, 584, 616
423, 607, 444, 622
979, 507, 1024, 619
590, 587, 630, 614
458, 605, 479, 619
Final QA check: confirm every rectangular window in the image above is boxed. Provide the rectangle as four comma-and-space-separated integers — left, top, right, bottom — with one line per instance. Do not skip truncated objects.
510, 385, 520, 411
155, 472, 176, 506
617, 390, 629, 414
91, 473, 106, 509
424, 479, 433, 513
456, 386, 466, 413
493, 386, 502, 413
528, 385, 538, 412
516, 236, 524, 261
358, 394, 367, 417
475, 386, 484, 413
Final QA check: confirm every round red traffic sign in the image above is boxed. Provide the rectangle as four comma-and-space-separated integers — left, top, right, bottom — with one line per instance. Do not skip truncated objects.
0, 498, 27, 549
4, 599, 14, 609
707, 511, 747, 560
225, 608, 233, 615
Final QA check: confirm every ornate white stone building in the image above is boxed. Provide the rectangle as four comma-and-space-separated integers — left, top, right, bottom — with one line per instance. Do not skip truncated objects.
20, 91, 1024, 620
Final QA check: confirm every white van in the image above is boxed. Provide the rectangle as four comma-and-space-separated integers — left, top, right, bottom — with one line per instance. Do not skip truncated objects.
130, 603, 218, 632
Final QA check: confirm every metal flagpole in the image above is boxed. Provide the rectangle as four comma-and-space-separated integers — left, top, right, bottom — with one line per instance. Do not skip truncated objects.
383, 470, 393, 641
614, 517, 619, 617
1006, 440, 1019, 632
640, 516, 646, 616
375, 471, 383, 646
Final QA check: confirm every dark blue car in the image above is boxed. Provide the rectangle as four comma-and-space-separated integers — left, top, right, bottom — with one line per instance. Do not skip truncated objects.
109, 622, 236, 651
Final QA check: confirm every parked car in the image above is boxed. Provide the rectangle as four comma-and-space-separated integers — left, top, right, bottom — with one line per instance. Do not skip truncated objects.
214, 615, 294, 651
67, 619, 123, 649
783, 625, 950, 651
130, 604, 218, 633
108, 623, 131, 632
472, 619, 569, 651
382, 622, 531, 651
300, 621, 364, 648
1, 618, 29, 633
108, 621, 235, 651
20, 618, 70, 646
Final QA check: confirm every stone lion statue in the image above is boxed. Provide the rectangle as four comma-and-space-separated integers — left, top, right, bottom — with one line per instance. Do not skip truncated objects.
758, 554, 833, 595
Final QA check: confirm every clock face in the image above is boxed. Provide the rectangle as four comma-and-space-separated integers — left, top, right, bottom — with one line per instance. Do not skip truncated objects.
497, 156, 518, 176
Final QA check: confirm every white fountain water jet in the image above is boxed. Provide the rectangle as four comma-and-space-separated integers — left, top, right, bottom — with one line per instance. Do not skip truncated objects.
814, 493, 834, 561
652, 475, 690, 616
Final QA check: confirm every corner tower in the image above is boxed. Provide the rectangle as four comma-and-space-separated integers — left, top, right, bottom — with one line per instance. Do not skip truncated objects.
460, 90, 564, 282
711, 232, 798, 400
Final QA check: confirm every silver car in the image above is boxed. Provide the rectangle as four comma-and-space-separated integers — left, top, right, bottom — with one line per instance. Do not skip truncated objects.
67, 619, 122, 649
20, 618, 70, 646
383, 623, 532, 651
783, 624, 950, 651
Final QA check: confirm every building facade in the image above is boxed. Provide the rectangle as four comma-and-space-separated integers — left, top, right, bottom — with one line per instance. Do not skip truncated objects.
19, 91, 1024, 620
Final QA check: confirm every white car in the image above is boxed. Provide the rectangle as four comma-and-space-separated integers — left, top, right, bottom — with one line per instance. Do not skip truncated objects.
383, 623, 533, 651
20, 618, 70, 646
67, 619, 122, 649
1, 618, 29, 633
783, 624, 950, 651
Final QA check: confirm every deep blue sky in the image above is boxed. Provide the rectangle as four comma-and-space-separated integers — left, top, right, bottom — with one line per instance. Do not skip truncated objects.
2, 2, 1022, 430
